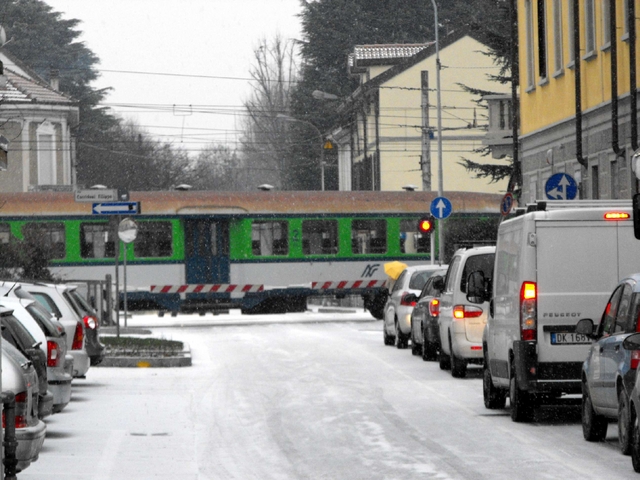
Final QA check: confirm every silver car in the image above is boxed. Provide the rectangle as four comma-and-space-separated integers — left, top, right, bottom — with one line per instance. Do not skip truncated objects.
383, 265, 445, 349
2, 336, 47, 472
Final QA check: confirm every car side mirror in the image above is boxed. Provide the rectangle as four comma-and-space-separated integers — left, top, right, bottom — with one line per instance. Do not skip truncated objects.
575, 318, 596, 339
623, 333, 640, 350
466, 271, 490, 304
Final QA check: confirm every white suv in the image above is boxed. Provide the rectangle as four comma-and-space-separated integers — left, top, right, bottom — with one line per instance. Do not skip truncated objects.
437, 246, 495, 378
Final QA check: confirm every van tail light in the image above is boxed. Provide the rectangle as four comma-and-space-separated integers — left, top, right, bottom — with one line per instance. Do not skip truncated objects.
520, 281, 537, 342
429, 298, 440, 317
453, 305, 483, 319
47, 340, 61, 367
71, 322, 84, 350
2, 391, 29, 429
83, 315, 98, 330
631, 351, 640, 370
400, 292, 417, 307
604, 212, 630, 221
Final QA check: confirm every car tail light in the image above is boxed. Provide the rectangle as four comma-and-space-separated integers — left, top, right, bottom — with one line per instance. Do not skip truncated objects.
71, 322, 84, 350
400, 292, 417, 307
2, 391, 29, 429
47, 340, 61, 367
453, 305, 483, 319
604, 212, 630, 220
429, 298, 440, 317
632, 350, 640, 370
520, 281, 537, 342
83, 315, 98, 330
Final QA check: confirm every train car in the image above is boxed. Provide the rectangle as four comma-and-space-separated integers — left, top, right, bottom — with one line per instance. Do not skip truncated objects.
0, 190, 502, 317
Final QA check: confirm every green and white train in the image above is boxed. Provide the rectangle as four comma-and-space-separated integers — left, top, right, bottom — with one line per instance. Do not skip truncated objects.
0, 190, 501, 317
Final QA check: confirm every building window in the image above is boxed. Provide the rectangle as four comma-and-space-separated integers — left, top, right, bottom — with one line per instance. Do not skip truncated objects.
585, 0, 596, 54
602, 0, 611, 47
302, 220, 338, 255
537, 0, 548, 79
80, 223, 115, 258
23, 222, 65, 259
611, 159, 620, 199
37, 121, 56, 186
0, 223, 10, 244
399, 219, 430, 254
592, 164, 600, 199
623, 0, 630, 37
526, 0, 536, 88
351, 219, 387, 254
553, 0, 564, 72
134, 222, 173, 258
567, 0, 575, 65
251, 221, 288, 256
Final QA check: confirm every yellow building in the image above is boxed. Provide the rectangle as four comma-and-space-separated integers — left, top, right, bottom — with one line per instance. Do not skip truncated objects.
331, 30, 510, 193
517, 0, 640, 201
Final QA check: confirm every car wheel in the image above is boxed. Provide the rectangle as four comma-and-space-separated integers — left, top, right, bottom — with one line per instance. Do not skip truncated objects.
450, 338, 467, 378
383, 324, 395, 346
483, 364, 506, 409
438, 346, 451, 370
410, 322, 421, 356
582, 384, 608, 441
510, 370, 534, 422
632, 416, 640, 472
619, 389, 633, 455
422, 326, 437, 361
395, 319, 408, 349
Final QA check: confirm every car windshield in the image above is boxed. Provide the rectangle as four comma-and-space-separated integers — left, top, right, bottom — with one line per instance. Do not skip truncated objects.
409, 270, 436, 291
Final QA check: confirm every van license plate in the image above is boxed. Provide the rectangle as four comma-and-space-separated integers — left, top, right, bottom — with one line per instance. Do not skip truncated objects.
550, 332, 590, 345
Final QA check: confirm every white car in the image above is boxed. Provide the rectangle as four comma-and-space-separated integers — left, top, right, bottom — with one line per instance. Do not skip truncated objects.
383, 265, 445, 348
437, 246, 495, 378
0, 297, 73, 413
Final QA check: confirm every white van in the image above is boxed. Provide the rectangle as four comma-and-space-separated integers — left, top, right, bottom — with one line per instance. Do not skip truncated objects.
477, 200, 640, 422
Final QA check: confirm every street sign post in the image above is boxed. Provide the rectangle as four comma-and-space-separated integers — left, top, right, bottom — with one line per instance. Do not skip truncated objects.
118, 218, 138, 332
545, 173, 578, 200
75, 189, 118, 203
430, 196, 452, 219
92, 201, 140, 215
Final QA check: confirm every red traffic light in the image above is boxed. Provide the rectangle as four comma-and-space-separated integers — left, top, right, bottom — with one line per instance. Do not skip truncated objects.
418, 216, 435, 234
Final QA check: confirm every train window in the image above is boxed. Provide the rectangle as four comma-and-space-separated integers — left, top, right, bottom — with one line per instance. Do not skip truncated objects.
351, 219, 387, 254
399, 219, 430, 254
302, 220, 338, 255
134, 222, 173, 258
252, 221, 288, 256
0, 223, 10, 244
80, 223, 116, 258
23, 222, 66, 259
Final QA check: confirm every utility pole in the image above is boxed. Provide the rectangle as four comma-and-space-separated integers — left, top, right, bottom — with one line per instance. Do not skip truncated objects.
421, 71, 431, 191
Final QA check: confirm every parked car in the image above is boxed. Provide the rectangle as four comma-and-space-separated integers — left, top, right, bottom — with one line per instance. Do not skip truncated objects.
0, 282, 90, 379
410, 268, 447, 360
437, 246, 495, 378
0, 297, 73, 414
0, 304, 53, 419
624, 334, 640, 472
0, 317, 47, 472
383, 265, 445, 348
63, 285, 105, 365
575, 273, 640, 454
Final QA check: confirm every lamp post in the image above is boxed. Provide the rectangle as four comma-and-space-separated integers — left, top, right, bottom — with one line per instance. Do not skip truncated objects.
430, 0, 445, 263
277, 114, 326, 191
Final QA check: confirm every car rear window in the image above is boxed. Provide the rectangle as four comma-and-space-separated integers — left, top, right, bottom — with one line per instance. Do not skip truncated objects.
29, 292, 62, 318
2, 315, 38, 350
409, 270, 436, 291
26, 303, 61, 338
67, 289, 96, 316
460, 253, 495, 293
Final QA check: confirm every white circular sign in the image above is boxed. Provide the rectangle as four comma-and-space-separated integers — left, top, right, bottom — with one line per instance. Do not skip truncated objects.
118, 217, 138, 243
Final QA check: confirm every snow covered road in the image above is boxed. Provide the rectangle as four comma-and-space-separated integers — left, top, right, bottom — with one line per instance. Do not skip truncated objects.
21, 315, 638, 479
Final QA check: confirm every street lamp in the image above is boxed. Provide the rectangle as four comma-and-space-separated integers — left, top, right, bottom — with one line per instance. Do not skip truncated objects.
276, 113, 326, 190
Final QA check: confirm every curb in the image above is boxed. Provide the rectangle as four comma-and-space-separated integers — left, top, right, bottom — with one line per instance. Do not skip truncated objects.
97, 343, 192, 368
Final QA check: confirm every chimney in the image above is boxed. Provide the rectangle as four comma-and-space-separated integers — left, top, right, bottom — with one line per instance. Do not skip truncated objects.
49, 68, 59, 90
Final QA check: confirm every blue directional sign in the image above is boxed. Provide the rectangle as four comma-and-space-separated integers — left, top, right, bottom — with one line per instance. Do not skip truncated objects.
92, 201, 140, 215
430, 196, 452, 219
545, 173, 578, 200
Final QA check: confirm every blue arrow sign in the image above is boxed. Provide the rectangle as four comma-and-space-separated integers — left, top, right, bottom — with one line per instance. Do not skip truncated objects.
430, 196, 452, 219
545, 173, 578, 200
92, 201, 140, 215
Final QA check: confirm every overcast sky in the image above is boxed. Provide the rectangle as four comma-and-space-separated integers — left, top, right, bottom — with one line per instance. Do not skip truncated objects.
43, 0, 303, 156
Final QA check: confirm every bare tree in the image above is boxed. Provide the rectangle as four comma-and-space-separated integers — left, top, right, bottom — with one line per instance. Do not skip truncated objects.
185, 144, 246, 191
241, 35, 298, 189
